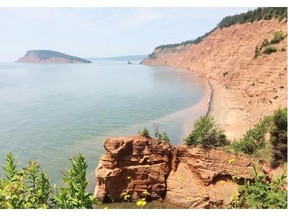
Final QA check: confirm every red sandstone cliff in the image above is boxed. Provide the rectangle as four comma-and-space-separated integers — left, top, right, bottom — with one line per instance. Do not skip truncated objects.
141, 19, 287, 139
94, 136, 256, 208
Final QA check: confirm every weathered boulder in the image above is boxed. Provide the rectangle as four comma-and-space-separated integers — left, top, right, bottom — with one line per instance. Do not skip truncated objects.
94, 136, 255, 208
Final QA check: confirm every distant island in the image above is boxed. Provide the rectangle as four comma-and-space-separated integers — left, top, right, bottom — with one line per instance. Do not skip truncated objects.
17, 50, 92, 64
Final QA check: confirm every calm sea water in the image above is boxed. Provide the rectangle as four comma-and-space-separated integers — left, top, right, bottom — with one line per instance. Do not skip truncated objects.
0, 60, 208, 191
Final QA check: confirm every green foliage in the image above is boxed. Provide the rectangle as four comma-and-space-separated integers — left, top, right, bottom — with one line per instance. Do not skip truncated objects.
160, 132, 170, 143
0, 153, 51, 208
239, 163, 287, 208
184, 115, 228, 148
261, 38, 270, 48
280, 47, 286, 51
270, 30, 286, 44
138, 128, 150, 137
253, 46, 260, 59
156, 132, 170, 143
263, 46, 277, 54
154, 125, 170, 143
154, 28, 216, 51
270, 108, 287, 167
218, 7, 287, 29
232, 122, 268, 155
51, 154, 95, 209
0, 153, 96, 209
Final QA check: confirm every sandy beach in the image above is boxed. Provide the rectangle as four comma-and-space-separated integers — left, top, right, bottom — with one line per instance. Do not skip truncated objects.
208, 80, 250, 139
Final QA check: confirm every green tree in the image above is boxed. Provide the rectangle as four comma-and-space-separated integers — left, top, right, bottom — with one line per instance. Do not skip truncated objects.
184, 115, 228, 148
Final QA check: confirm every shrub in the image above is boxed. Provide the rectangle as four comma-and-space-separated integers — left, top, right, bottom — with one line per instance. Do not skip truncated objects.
270, 108, 287, 167
261, 38, 270, 48
0, 153, 96, 209
157, 132, 170, 143
51, 154, 95, 208
184, 115, 228, 148
263, 46, 277, 55
280, 47, 286, 52
0, 153, 51, 208
138, 128, 150, 137
223, 71, 229, 76
232, 122, 267, 155
239, 163, 287, 208
270, 30, 286, 44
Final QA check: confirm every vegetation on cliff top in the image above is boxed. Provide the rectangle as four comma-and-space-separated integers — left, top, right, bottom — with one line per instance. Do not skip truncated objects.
147, 7, 287, 59
184, 108, 287, 168
184, 115, 228, 148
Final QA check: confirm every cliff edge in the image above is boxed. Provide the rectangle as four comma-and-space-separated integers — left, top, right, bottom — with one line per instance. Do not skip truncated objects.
17, 50, 91, 64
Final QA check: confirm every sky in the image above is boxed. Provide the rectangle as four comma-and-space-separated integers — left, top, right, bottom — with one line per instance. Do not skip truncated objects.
0, 7, 255, 61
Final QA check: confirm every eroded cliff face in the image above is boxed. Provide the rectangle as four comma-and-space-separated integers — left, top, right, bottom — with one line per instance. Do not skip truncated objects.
94, 136, 255, 208
94, 136, 174, 202
142, 19, 287, 138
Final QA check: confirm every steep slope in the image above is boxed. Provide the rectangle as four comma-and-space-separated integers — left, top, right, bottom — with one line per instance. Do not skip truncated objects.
17, 50, 91, 64
142, 19, 287, 139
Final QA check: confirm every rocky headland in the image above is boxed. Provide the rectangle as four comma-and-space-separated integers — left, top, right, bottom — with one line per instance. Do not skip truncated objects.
94, 10, 287, 208
17, 50, 91, 64
141, 19, 287, 139
94, 136, 258, 208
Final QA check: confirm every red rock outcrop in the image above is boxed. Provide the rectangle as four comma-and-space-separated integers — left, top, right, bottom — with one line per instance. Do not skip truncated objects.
94, 136, 174, 202
94, 136, 255, 208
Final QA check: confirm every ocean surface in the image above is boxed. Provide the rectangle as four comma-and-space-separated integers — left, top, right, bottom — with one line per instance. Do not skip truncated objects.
0, 60, 210, 191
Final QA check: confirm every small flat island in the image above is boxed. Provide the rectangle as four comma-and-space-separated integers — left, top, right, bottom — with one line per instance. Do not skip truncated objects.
17, 50, 91, 64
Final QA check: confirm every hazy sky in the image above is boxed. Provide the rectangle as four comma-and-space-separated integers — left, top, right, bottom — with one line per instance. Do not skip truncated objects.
0, 7, 254, 61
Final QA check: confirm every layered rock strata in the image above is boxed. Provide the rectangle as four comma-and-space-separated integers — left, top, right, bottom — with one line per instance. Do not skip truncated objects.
94, 136, 255, 208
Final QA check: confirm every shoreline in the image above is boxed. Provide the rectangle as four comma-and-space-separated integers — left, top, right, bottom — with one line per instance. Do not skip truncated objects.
185, 71, 242, 140
204, 78, 213, 117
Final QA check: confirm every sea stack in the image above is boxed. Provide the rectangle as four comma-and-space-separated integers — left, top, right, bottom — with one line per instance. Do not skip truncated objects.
17, 50, 91, 64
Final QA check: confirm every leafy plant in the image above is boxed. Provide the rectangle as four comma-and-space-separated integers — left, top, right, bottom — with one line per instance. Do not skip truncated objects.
239, 163, 287, 208
270, 108, 287, 167
138, 128, 150, 137
154, 126, 170, 142
232, 122, 268, 155
0, 153, 51, 208
270, 30, 286, 44
184, 115, 228, 148
51, 154, 95, 209
263, 46, 277, 55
